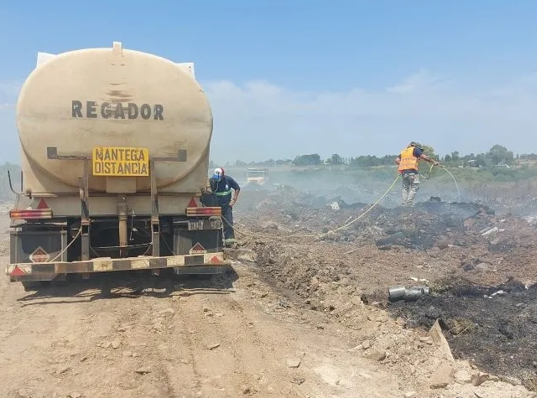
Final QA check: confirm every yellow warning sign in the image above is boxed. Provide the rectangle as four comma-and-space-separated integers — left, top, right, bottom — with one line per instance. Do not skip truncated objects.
92, 147, 150, 177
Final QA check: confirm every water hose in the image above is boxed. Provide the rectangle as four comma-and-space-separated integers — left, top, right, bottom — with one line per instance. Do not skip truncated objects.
220, 163, 462, 241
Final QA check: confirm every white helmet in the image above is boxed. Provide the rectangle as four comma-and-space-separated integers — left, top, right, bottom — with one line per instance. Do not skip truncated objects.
213, 167, 224, 180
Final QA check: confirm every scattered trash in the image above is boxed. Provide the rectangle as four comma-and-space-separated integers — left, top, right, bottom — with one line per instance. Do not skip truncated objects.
388, 286, 430, 302
481, 227, 504, 236
485, 290, 507, 298
329, 201, 340, 211
410, 277, 429, 283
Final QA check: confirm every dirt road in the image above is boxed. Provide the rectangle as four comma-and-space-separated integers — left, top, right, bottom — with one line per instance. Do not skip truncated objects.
1, 199, 535, 398
0, 251, 399, 397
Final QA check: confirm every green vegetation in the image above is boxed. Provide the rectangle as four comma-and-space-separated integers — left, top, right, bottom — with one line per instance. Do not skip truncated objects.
224, 144, 537, 184
292, 154, 322, 166
224, 144, 537, 209
1, 144, 536, 203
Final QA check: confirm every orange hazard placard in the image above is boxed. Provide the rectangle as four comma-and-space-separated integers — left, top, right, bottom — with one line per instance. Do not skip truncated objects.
29, 247, 50, 263
189, 243, 207, 255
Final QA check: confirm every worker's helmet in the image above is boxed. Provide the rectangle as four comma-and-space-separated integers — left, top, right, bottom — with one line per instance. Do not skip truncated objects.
212, 167, 224, 181
410, 141, 423, 150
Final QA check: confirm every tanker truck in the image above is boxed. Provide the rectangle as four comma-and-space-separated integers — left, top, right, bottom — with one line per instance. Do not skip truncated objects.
6, 42, 229, 289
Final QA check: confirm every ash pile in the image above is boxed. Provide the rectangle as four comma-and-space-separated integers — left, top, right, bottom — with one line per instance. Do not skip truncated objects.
388, 277, 537, 391
236, 186, 537, 391
238, 187, 522, 252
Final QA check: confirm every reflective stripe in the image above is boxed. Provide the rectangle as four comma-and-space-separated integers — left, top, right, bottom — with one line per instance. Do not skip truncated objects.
215, 189, 232, 196
398, 147, 418, 172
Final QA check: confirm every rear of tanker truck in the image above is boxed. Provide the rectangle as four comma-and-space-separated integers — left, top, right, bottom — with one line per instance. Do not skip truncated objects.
5, 42, 229, 289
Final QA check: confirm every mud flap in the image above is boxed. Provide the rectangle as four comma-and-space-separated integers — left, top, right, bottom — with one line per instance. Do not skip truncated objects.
10, 229, 68, 264
173, 217, 223, 256
9, 229, 69, 284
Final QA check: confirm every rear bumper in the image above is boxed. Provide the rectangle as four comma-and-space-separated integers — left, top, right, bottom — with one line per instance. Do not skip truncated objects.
6, 252, 230, 282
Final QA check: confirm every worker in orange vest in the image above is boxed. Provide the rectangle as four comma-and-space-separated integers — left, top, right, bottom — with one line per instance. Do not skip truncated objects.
395, 142, 439, 207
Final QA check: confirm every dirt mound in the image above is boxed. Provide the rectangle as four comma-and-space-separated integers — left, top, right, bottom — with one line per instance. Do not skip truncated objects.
238, 188, 500, 250
238, 189, 537, 289
236, 188, 537, 393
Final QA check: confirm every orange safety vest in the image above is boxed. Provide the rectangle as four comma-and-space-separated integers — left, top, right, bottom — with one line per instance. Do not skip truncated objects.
398, 146, 419, 173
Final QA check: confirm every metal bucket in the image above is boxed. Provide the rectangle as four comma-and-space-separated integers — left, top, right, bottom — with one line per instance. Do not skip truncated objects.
404, 286, 430, 302
388, 285, 430, 302
388, 286, 406, 302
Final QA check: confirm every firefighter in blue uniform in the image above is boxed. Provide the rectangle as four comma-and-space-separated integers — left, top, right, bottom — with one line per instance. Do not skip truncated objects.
209, 167, 241, 246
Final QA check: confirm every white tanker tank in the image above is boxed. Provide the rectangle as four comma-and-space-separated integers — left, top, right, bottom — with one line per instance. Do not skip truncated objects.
7, 42, 229, 289
17, 41, 212, 195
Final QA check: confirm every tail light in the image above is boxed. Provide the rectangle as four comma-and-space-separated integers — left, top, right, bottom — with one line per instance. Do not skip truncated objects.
10, 209, 53, 220
186, 207, 221, 217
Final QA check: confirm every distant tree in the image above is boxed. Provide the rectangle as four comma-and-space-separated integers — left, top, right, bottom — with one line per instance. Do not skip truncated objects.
475, 154, 487, 167
256, 159, 276, 167
421, 144, 438, 160
381, 155, 397, 165
349, 155, 385, 167
234, 160, 247, 167
292, 154, 322, 166
330, 154, 344, 165
275, 159, 292, 166
444, 154, 452, 163
488, 144, 514, 166
451, 151, 460, 162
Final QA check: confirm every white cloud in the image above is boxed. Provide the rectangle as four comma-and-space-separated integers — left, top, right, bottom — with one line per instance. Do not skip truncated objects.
1, 72, 536, 164
386, 69, 444, 93
0, 80, 19, 128
203, 70, 537, 163
0, 80, 19, 162
0, 81, 21, 99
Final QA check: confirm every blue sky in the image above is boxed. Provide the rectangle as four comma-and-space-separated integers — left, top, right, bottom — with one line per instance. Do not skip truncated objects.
1, 0, 537, 163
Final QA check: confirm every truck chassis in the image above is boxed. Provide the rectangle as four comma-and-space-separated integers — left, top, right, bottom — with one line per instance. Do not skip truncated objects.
6, 148, 229, 289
